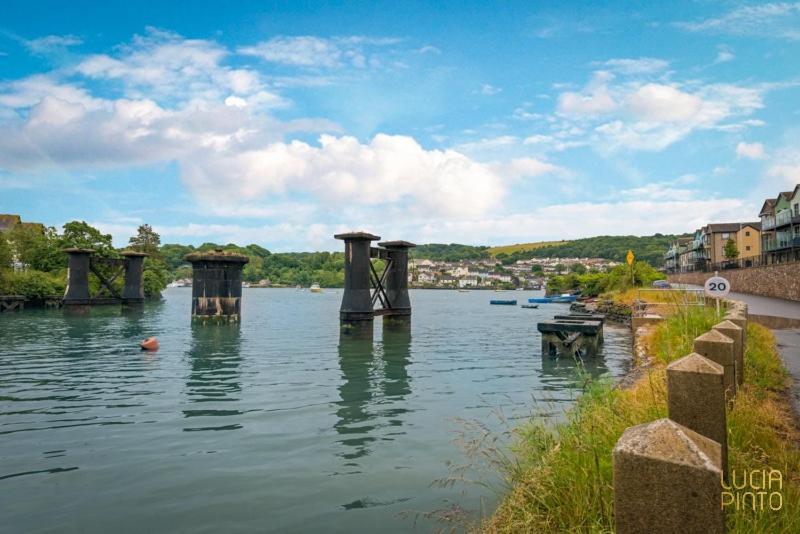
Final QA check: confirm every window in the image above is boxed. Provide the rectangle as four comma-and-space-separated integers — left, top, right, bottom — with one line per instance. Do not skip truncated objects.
746, 246, 751, 251
745, 231, 750, 237
722, 233, 730, 239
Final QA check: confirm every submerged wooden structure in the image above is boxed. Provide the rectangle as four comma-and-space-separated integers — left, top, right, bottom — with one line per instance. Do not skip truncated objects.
538, 316, 604, 358
185, 250, 249, 323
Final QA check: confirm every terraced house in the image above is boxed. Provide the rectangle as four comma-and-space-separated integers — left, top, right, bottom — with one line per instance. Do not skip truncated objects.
667, 223, 761, 273
760, 185, 800, 264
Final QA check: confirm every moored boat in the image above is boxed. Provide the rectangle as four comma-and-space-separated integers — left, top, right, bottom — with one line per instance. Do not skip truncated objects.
490, 299, 517, 305
310, 283, 322, 293
528, 297, 553, 303
520, 304, 539, 309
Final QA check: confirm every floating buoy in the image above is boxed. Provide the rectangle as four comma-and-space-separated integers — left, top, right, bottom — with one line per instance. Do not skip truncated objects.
140, 337, 159, 351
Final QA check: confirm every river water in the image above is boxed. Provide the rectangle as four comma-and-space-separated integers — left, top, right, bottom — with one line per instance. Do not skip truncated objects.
0, 288, 631, 533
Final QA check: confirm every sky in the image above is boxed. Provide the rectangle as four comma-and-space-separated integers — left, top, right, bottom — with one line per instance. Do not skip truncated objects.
0, 0, 798, 251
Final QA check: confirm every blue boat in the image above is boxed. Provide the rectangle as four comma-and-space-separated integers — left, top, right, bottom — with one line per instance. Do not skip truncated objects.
528, 297, 553, 303
490, 299, 517, 305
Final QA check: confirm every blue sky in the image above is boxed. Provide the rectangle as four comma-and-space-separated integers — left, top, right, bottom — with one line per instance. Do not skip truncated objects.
0, 1, 798, 250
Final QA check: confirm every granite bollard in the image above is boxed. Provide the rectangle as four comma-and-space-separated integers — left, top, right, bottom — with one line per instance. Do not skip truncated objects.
693, 329, 736, 400
723, 311, 747, 356
713, 320, 744, 387
667, 353, 728, 477
613, 418, 724, 534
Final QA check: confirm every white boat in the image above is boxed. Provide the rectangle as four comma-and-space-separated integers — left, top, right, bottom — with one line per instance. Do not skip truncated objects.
242, 282, 251, 288
310, 283, 322, 293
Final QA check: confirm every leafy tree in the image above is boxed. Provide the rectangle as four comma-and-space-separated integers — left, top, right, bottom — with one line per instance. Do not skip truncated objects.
723, 238, 739, 260
554, 263, 566, 274
142, 258, 170, 298
569, 263, 587, 274
61, 221, 116, 257
0, 270, 64, 298
0, 232, 12, 270
128, 224, 161, 257
531, 264, 543, 275
9, 225, 64, 271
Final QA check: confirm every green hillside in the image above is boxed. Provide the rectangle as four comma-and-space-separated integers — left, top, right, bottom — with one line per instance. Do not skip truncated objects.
489, 241, 568, 256
508, 234, 687, 265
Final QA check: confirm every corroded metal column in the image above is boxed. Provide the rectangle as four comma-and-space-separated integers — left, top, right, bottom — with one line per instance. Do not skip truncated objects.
378, 240, 415, 318
334, 232, 380, 324
63, 248, 94, 305
185, 250, 249, 322
121, 251, 148, 304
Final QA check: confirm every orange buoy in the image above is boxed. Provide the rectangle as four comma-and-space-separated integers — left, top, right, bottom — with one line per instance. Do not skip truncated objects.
140, 336, 159, 351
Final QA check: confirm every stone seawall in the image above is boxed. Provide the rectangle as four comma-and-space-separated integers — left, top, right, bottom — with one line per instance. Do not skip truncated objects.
668, 262, 800, 303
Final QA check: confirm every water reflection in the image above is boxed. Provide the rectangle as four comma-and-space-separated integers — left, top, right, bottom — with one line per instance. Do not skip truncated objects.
539, 352, 610, 391
335, 327, 376, 459
183, 324, 243, 432
380, 319, 412, 403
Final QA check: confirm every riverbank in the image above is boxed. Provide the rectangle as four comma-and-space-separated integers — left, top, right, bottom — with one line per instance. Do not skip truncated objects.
484, 305, 800, 532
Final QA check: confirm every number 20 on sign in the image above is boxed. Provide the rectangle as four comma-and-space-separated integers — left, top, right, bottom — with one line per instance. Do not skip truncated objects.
705, 274, 731, 314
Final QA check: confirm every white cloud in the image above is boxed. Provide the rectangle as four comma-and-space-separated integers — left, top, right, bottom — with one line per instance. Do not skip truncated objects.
715, 45, 735, 63
24, 34, 83, 55
677, 3, 800, 41
736, 141, 766, 159
767, 145, 800, 187
596, 57, 669, 75
418, 45, 441, 54
74, 27, 284, 107
238, 35, 400, 69
557, 71, 617, 115
625, 84, 702, 122
481, 83, 502, 95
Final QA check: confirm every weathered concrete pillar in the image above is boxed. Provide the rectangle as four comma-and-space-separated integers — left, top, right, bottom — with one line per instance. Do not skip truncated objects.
185, 250, 249, 322
63, 248, 94, 305
667, 353, 728, 477
121, 251, 148, 304
693, 329, 736, 400
378, 240, 415, 318
724, 311, 747, 358
713, 320, 744, 387
334, 232, 380, 323
613, 418, 724, 534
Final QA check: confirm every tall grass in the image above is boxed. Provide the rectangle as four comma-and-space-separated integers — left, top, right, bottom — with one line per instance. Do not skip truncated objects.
485, 308, 800, 533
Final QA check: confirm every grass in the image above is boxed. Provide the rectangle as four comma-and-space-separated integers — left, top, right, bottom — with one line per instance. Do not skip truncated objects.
484, 306, 800, 533
488, 241, 568, 256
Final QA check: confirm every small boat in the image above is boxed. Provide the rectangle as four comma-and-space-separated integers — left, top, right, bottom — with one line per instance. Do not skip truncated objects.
458, 289, 470, 292
520, 304, 539, 309
242, 282, 251, 288
490, 299, 517, 305
529, 297, 553, 303
551, 294, 578, 303
310, 283, 322, 293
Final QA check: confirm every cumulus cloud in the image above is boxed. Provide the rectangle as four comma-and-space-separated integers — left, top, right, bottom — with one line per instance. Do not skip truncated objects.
767, 145, 800, 187
75, 27, 284, 107
676, 3, 800, 41
552, 71, 764, 151
715, 45, 735, 63
557, 71, 617, 115
481, 83, 502, 95
736, 141, 766, 159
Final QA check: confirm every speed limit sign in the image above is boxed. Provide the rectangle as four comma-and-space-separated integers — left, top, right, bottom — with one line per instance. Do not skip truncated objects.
704, 276, 731, 298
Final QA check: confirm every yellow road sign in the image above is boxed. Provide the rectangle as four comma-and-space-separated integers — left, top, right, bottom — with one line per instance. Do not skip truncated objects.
626, 250, 634, 266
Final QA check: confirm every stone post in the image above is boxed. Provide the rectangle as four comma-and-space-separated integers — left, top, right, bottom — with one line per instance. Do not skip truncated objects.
377, 240, 415, 320
713, 320, 744, 387
724, 311, 747, 357
334, 232, 380, 324
667, 353, 728, 477
121, 251, 148, 304
693, 329, 736, 400
185, 250, 249, 322
62, 248, 94, 305
613, 418, 724, 534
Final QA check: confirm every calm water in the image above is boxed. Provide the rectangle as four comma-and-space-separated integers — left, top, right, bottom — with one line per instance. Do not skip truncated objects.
0, 289, 631, 533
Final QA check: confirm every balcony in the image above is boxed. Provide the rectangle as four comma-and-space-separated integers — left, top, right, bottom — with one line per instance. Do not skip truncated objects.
761, 217, 776, 231
691, 239, 703, 250
775, 210, 800, 228
773, 236, 800, 250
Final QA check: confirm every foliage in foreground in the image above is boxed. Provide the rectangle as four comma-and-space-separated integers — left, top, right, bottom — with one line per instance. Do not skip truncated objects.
485, 307, 800, 533
546, 260, 666, 297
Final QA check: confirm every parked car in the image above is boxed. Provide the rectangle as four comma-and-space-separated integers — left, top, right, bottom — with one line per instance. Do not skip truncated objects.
652, 280, 671, 289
